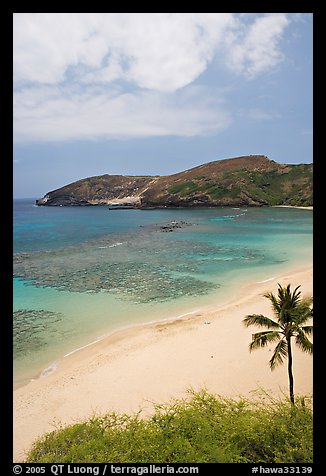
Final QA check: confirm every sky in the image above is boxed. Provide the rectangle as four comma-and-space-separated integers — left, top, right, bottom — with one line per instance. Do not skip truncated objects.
13, 13, 313, 199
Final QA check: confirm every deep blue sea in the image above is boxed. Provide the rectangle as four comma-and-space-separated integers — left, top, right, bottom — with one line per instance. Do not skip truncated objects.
13, 199, 313, 388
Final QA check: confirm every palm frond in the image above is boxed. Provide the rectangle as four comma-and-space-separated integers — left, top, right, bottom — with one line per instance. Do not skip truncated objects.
300, 325, 313, 336
264, 285, 299, 322
290, 285, 302, 307
291, 300, 313, 325
278, 284, 301, 306
243, 314, 280, 329
249, 331, 281, 352
269, 338, 288, 370
263, 291, 281, 316
295, 328, 313, 354
244, 283, 313, 385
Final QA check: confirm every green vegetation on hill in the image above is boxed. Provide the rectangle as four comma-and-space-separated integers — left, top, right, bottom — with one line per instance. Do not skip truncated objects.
36, 155, 313, 207
27, 390, 313, 463
166, 165, 312, 207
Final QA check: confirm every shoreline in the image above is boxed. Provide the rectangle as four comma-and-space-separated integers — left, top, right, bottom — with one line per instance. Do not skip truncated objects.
13, 264, 313, 462
272, 205, 313, 210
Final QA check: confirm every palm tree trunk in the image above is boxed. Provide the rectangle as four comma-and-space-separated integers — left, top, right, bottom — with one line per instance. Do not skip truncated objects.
287, 336, 295, 405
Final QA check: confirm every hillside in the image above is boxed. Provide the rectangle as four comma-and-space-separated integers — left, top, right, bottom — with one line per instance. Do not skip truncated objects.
36, 155, 313, 207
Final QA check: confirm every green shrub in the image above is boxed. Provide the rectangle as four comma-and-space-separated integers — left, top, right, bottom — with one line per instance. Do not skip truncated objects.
167, 181, 200, 195
27, 390, 313, 463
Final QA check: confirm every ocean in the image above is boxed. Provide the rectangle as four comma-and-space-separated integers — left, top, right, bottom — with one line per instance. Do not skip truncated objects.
13, 199, 313, 388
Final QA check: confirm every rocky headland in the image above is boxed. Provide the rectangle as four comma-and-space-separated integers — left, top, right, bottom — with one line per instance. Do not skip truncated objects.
36, 155, 313, 208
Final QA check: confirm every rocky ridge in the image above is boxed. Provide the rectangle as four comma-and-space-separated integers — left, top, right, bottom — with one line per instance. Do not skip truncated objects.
36, 155, 313, 208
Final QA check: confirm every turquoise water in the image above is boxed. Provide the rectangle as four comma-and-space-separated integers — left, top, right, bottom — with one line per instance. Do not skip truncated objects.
13, 200, 313, 388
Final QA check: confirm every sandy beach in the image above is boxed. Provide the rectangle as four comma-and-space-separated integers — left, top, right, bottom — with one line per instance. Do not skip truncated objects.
272, 205, 313, 210
13, 265, 313, 462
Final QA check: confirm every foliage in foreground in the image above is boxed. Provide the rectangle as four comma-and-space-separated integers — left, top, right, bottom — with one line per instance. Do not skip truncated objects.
27, 390, 313, 463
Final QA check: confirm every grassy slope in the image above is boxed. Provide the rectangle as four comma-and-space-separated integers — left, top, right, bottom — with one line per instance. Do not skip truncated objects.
166, 166, 313, 206
40, 157, 313, 207
27, 390, 313, 463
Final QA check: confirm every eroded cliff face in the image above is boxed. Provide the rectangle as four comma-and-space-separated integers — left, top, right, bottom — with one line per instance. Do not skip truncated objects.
36, 155, 313, 208
36, 175, 157, 206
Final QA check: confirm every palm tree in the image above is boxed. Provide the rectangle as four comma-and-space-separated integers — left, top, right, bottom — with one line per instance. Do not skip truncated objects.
243, 283, 313, 404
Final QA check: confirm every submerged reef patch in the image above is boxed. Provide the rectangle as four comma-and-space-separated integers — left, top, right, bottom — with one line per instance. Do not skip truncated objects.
13, 309, 64, 356
13, 222, 269, 303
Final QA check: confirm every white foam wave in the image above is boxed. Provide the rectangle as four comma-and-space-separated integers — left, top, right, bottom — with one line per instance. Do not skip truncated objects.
39, 362, 58, 378
108, 242, 124, 248
98, 242, 124, 249
63, 336, 105, 358
256, 276, 276, 284
211, 213, 246, 221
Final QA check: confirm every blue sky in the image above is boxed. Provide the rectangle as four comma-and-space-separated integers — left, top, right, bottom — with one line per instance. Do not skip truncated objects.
13, 13, 313, 198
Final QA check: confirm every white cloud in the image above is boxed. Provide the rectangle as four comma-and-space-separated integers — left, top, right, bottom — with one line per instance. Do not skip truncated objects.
13, 84, 232, 143
236, 107, 280, 121
13, 13, 234, 91
225, 14, 289, 78
13, 13, 290, 143
13, 13, 289, 90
